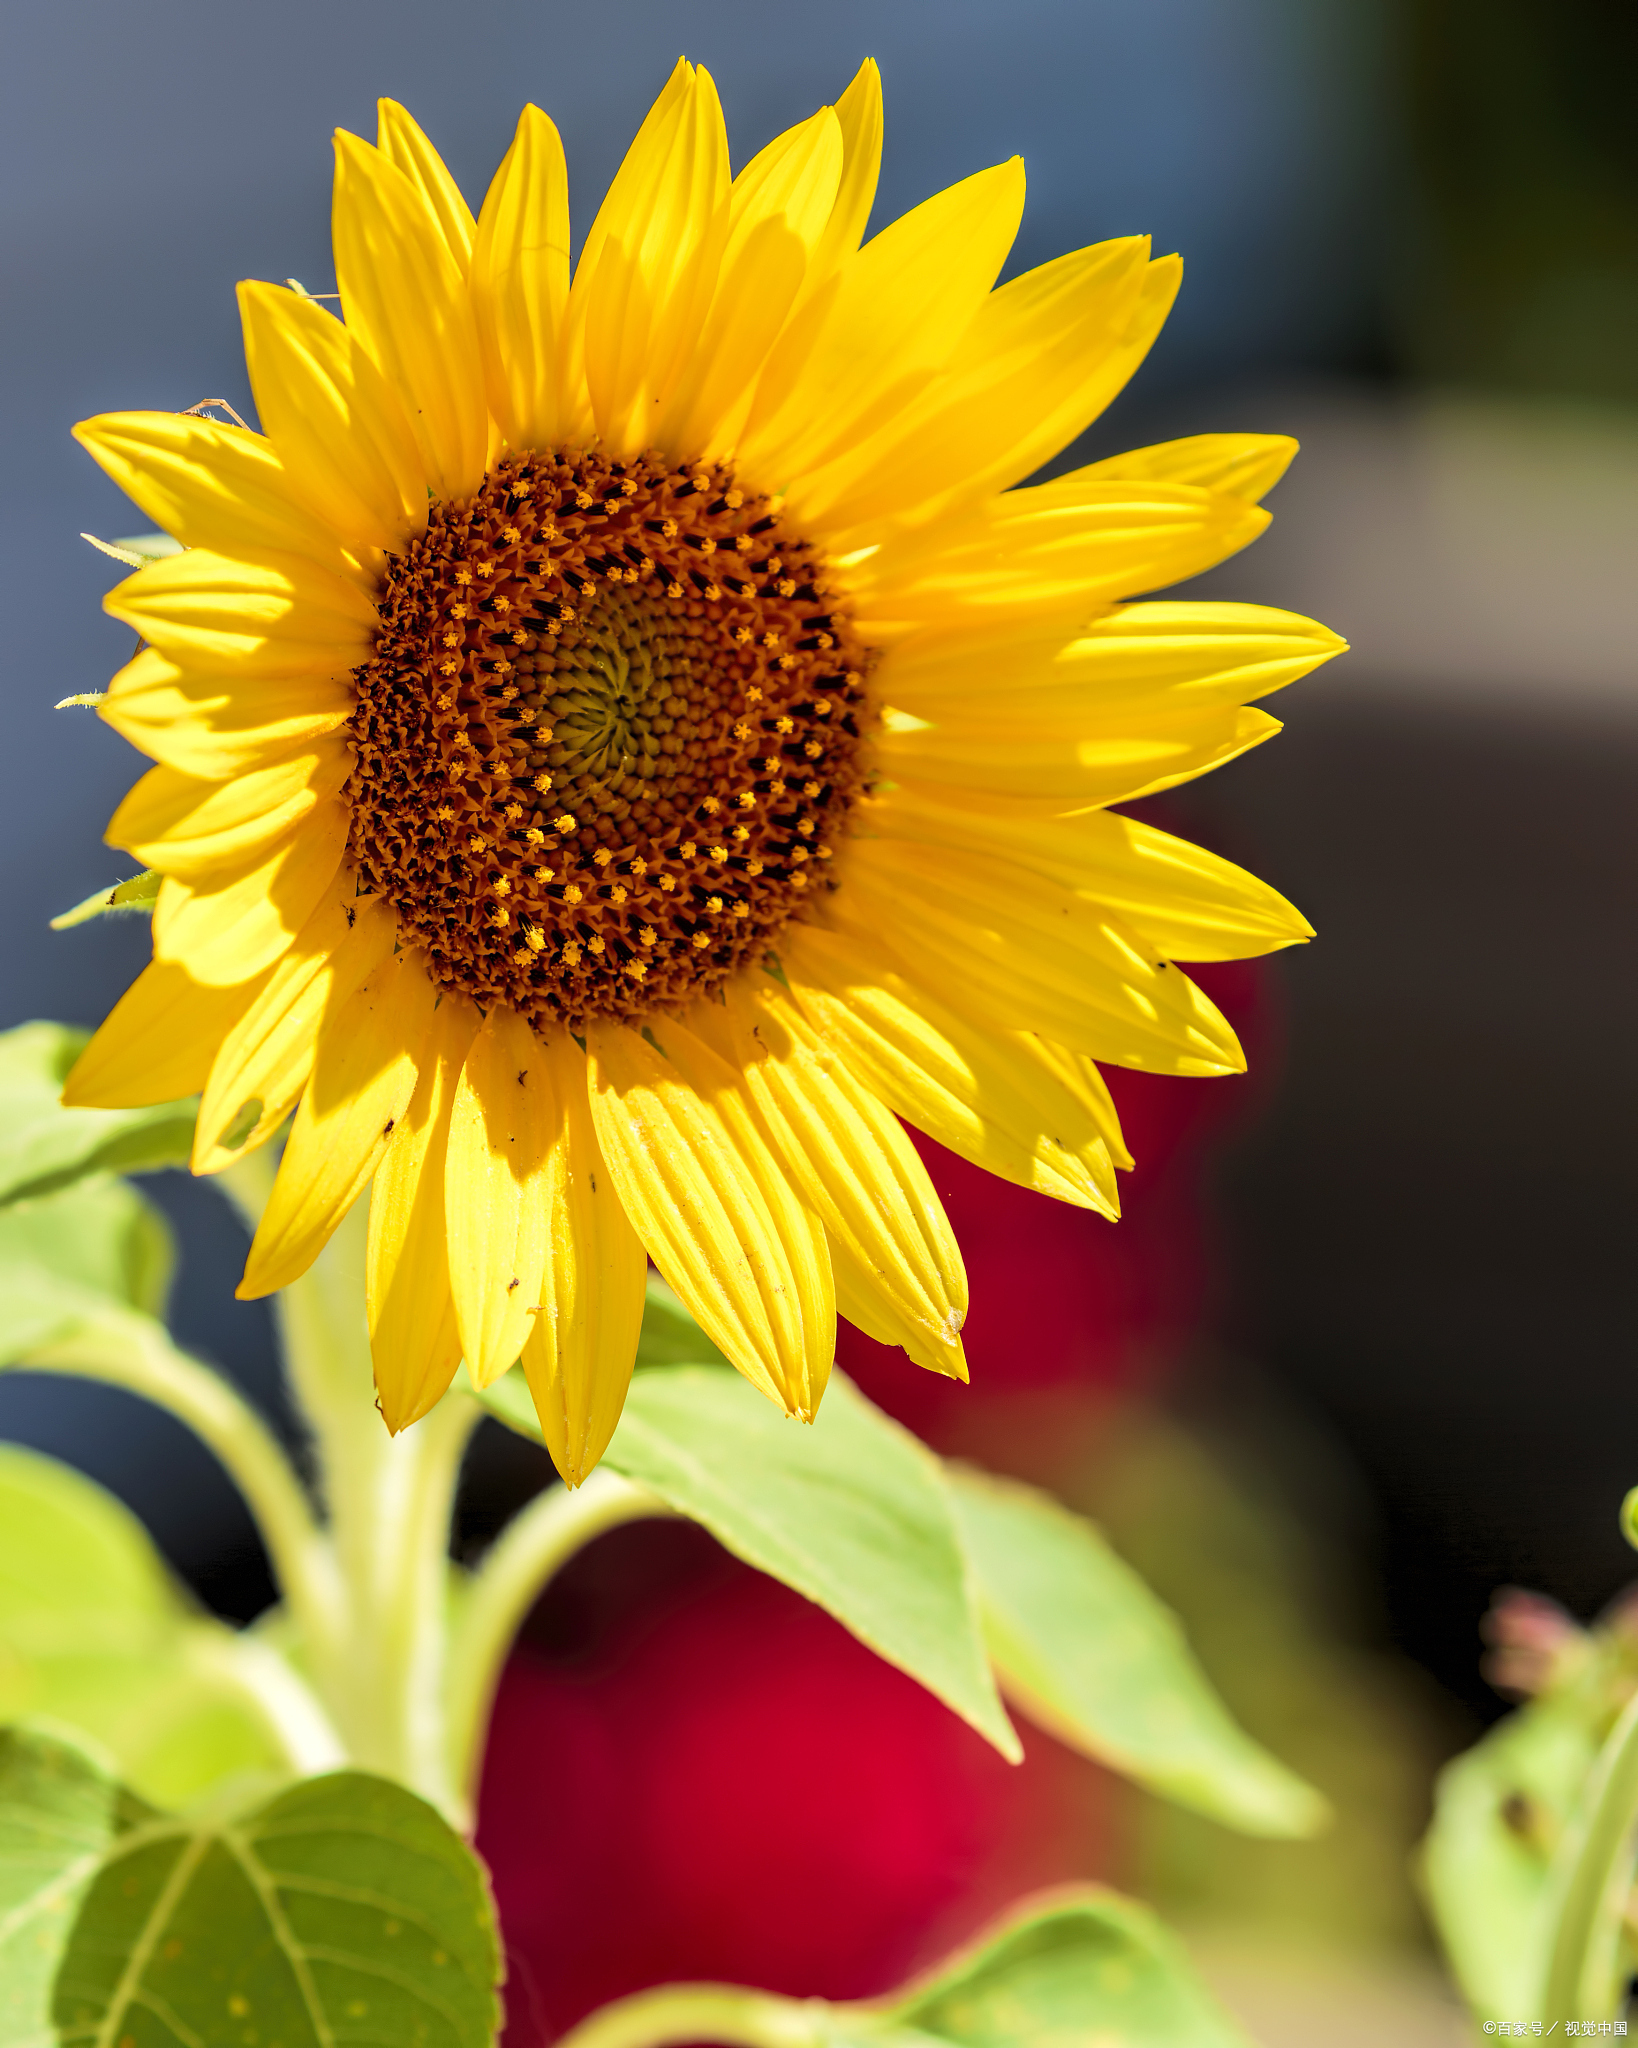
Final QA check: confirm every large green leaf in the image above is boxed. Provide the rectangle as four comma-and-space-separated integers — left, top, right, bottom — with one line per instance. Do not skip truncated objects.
0, 1727, 124, 2042
49, 1768, 502, 2047
0, 1444, 290, 1809
480, 1361, 1020, 1762
948, 1467, 1326, 1838
863, 1886, 1252, 2048
0, 1022, 195, 1210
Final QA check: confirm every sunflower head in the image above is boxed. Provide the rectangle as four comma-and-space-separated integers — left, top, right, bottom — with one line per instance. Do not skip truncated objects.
65, 59, 1343, 1484
349, 445, 869, 1029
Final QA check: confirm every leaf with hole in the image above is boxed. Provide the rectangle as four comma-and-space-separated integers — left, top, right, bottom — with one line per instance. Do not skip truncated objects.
0, 1021, 194, 1209
1421, 1692, 1605, 2019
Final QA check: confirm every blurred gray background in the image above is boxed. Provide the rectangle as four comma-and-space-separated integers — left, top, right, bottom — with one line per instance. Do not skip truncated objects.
2, 0, 1634, 1771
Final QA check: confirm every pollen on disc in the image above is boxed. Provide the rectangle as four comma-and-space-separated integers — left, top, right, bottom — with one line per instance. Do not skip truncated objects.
344, 450, 872, 1029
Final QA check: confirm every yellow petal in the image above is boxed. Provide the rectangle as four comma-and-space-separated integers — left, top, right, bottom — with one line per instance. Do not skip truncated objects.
73, 413, 360, 579
239, 279, 427, 557
791, 239, 1161, 537
880, 599, 1346, 717
549, 58, 688, 443
192, 890, 395, 1174
797, 59, 883, 308
569, 61, 731, 453
150, 803, 348, 987
98, 647, 351, 782
519, 1032, 647, 1486
874, 600, 1341, 808
470, 105, 572, 452
829, 838, 1244, 1075
367, 989, 481, 1431
878, 703, 1284, 808
741, 157, 1026, 487
586, 1018, 834, 1418
62, 958, 269, 1109
783, 922, 1122, 1215
718, 974, 968, 1380
1028, 1036, 1134, 1171
568, 57, 691, 297
107, 742, 350, 883
376, 99, 476, 270
655, 106, 843, 457
105, 547, 377, 677
657, 214, 808, 459
1071, 431, 1298, 503
869, 615, 1081, 705
239, 934, 437, 1298
332, 131, 488, 497
727, 107, 847, 268
828, 1234, 968, 1381
873, 784, 1314, 962
854, 480, 1270, 644
444, 1006, 563, 1388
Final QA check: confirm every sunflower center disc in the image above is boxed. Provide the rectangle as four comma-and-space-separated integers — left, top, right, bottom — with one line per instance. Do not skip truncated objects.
346, 451, 872, 1027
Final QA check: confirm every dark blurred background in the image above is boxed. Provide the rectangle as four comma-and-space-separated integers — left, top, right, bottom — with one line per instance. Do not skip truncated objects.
2, 1, 1634, 2036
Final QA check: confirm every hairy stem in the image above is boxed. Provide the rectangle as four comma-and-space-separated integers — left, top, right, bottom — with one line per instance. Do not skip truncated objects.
445, 1468, 675, 1816
24, 1308, 342, 1657
1542, 1686, 1638, 2017
185, 1629, 348, 1776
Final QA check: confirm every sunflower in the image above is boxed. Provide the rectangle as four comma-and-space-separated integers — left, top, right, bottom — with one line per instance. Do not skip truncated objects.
65, 60, 1343, 1482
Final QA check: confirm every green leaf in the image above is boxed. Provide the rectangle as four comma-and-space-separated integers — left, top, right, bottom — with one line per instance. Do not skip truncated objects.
0, 1726, 124, 2042
948, 1467, 1327, 1837
635, 1272, 727, 1369
862, 1885, 1252, 2048
49, 869, 160, 931
563, 1888, 1251, 2048
52, 1770, 502, 2047
0, 1022, 195, 1210
0, 1175, 174, 1331
0, 1174, 179, 1383
0, 1444, 291, 1808
1421, 1695, 1601, 2019
479, 1361, 1020, 1762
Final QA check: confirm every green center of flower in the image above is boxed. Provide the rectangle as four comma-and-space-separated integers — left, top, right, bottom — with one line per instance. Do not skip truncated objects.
344, 450, 872, 1029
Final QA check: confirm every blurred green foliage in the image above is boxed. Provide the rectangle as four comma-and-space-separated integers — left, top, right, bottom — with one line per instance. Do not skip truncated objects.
1072, 1401, 1452, 1959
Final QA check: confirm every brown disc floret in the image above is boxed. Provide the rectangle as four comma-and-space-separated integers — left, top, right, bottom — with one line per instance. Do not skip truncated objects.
345, 450, 872, 1028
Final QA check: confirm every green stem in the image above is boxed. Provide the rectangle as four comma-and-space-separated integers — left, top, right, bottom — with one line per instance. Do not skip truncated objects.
333, 1389, 479, 1816
183, 1629, 347, 1776
1542, 1686, 1638, 2017
444, 1468, 674, 1818
261, 1192, 484, 1821
554, 1984, 836, 2048
24, 1307, 342, 1658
